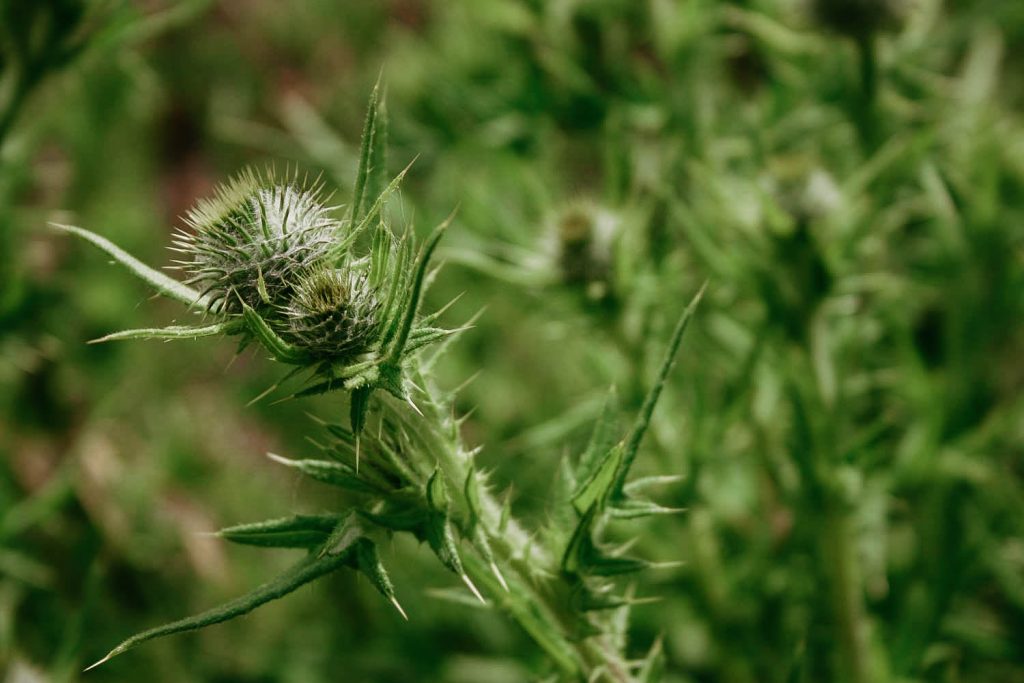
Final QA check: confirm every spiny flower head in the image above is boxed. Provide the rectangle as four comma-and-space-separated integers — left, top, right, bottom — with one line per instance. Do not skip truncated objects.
172, 169, 338, 313
283, 267, 382, 363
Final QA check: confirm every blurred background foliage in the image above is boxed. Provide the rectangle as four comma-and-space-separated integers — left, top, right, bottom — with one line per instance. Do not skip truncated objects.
1, 0, 1022, 681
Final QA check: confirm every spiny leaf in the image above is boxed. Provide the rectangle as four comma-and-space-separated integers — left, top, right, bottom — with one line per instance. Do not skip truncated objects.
366, 90, 389, 206
52, 223, 211, 309
426, 468, 450, 512
576, 387, 620, 483
359, 503, 428, 533
85, 545, 353, 671
571, 443, 624, 515
355, 538, 408, 619
89, 321, 241, 344
217, 514, 343, 549
386, 214, 452, 365
403, 326, 460, 355
562, 505, 647, 577
267, 453, 380, 494
464, 466, 484, 525
320, 512, 365, 558
378, 234, 414, 346
242, 304, 309, 364
351, 77, 381, 223
613, 283, 705, 498
342, 158, 416, 254
349, 386, 372, 436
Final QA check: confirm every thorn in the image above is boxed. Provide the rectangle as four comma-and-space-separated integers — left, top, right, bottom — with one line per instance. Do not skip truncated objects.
390, 595, 409, 621
83, 651, 115, 672
649, 560, 686, 570
461, 573, 486, 605
246, 382, 279, 407
405, 394, 424, 417
490, 561, 509, 592
266, 452, 292, 466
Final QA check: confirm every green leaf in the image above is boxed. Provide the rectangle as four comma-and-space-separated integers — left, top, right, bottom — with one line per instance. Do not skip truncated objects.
562, 505, 647, 577
359, 503, 428, 532
267, 453, 380, 494
349, 386, 372, 435
613, 283, 705, 498
355, 538, 407, 619
342, 159, 415, 255
386, 215, 451, 364
85, 545, 353, 671
426, 511, 463, 576
575, 387, 620, 488
52, 223, 211, 309
403, 325, 459, 355
351, 78, 381, 223
464, 467, 483, 525
366, 91, 389, 207
242, 303, 309, 365
426, 468, 450, 512
89, 321, 241, 344
217, 514, 343, 549
571, 442, 623, 516
320, 512, 365, 557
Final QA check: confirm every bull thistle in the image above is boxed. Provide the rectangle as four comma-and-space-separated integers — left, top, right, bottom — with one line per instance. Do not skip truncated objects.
58, 84, 703, 682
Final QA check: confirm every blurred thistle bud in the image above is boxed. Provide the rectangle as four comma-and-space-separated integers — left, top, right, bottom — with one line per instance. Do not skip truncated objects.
810, 0, 910, 38
766, 158, 842, 225
554, 200, 618, 303
172, 169, 338, 313
284, 268, 382, 363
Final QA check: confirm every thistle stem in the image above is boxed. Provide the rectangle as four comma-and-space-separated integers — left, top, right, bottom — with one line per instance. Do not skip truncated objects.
401, 369, 638, 681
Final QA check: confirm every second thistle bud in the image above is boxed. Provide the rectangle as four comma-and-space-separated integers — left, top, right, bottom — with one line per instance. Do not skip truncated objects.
284, 268, 382, 363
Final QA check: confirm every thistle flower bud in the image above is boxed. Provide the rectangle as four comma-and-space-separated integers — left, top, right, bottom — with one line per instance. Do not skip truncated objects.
810, 0, 909, 38
554, 200, 617, 302
284, 268, 382, 362
173, 170, 338, 313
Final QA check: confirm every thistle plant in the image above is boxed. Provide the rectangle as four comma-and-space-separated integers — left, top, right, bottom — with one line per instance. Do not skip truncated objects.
58, 87, 702, 681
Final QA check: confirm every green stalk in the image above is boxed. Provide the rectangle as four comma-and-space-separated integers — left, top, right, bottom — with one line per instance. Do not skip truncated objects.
400, 369, 640, 681
822, 500, 871, 683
